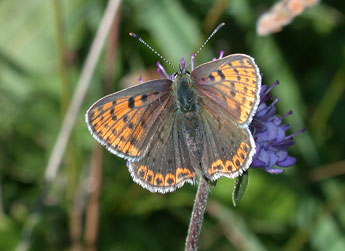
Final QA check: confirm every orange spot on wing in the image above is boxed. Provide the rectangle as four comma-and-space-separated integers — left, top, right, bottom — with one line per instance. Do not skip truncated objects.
209, 159, 235, 175
116, 137, 131, 153
121, 139, 139, 156
239, 110, 250, 124
116, 97, 131, 105
91, 108, 101, 120
134, 95, 145, 107
106, 133, 116, 143
243, 59, 254, 67
237, 147, 247, 161
138, 166, 148, 178
154, 173, 164, 186
211, 74, 222, 82
209, 142, 253, 176
128, 146, 139, 156
226, 97, 236, 110
238, 68, 257, 78
234, 94, 252, 108
95, 115, 113, 136
224, 74, 239, 82
119, 127, 132, 142
240, 142, 250, 153
234, 84, 257, 97
102, 120, 116, 138
92, 111, 108, 126
165, 173, 176, 186
111, 109, 136, 135
220, 68, 240, 77
145, 169, 154, 184
176, 168, 195, 184
230, 60, 242, 67
232, 154, 244, 169
114, 107, 131, 120
102, 102, 113, 111
119, 140, 131, 153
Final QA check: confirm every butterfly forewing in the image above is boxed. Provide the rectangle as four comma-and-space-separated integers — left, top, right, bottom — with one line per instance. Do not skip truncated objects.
86, 79, 173, 161
192, 54, 261, 126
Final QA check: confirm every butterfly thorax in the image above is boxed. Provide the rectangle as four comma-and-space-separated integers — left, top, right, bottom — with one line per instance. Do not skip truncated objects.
173, 72, 198, 113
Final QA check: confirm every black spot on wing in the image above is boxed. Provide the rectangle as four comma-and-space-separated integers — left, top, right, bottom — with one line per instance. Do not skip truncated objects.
141, 94, 148, 102
110, 108, 117, 120
217, 70, 225, 80
209, 74, 215, 81
128, 97, 135, 108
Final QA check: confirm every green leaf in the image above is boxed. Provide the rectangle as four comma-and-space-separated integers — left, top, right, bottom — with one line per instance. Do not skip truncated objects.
232, 171, 249, 207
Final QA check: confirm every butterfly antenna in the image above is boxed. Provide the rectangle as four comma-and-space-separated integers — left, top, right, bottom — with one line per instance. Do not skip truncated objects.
129, 32, 177, 71
186, 23, 226, 68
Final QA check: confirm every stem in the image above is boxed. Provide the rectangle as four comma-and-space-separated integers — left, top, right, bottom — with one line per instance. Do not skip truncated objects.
185, 176, 210, 251
44, 0, 122, 183
85, 10, 120, 250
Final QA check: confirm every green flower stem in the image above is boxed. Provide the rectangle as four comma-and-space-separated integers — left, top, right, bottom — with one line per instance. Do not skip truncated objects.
185, 176, 210, 251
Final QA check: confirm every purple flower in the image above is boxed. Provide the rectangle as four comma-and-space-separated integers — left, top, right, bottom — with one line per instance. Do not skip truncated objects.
250, 82, 305, 173
142, 52, 303, 174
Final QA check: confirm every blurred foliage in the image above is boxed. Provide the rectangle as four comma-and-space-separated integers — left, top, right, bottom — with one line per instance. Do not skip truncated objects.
0, 0, 345, 250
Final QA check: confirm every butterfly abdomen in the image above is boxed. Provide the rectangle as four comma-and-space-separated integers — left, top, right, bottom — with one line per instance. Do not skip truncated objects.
180, 112, 204, 165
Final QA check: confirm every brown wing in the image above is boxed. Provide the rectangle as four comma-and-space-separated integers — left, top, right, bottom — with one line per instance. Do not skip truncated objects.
199, 97, 256, 181
192, 54, 261, 127
127, 112, 197, 193
85, 79, 174, 161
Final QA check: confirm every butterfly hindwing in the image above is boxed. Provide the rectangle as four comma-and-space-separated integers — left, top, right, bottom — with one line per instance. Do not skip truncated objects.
86, 79, 173, 161
192, 54, 261, 126
128, 112, 197, 193
199, 97, 256, 180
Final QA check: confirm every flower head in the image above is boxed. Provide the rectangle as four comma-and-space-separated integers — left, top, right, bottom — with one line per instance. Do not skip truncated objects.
250, 82, 305, 173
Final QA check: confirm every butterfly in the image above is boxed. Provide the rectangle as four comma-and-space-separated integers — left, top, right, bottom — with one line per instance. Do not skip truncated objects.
85, 26, 261, 193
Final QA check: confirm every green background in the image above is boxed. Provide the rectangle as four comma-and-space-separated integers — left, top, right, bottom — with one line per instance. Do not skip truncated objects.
0, 0, 345, 250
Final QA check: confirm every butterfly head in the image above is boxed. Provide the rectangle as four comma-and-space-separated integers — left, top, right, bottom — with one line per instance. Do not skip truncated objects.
172, 61, 191, 79
178, 63, 191, 75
